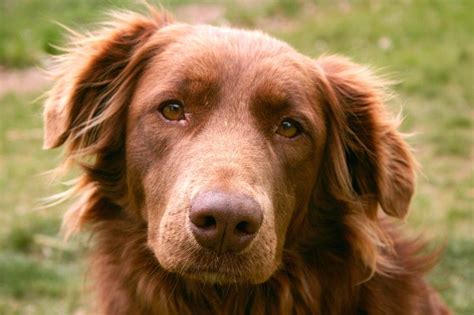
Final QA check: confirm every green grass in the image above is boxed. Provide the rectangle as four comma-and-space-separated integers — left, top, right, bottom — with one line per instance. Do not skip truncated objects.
0, 0, 472, 314
0, 92, 88, 313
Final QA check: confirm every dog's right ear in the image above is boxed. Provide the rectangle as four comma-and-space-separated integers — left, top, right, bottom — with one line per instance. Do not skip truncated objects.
315, 56, 416, 219
43, 10, 173, 149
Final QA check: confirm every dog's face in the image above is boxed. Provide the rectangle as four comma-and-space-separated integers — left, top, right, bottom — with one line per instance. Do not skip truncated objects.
43, 12, 415, 285
126, 25, 324, 283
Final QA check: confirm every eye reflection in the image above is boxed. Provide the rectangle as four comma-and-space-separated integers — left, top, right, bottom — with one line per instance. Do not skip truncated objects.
276, 118, 302, 138
160, 101, 185, 121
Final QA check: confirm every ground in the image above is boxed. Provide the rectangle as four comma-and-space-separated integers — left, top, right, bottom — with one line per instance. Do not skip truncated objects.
0, 1, 472, 314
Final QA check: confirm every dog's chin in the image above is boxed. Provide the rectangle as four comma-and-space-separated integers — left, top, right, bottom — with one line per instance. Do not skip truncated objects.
154, 249, 277, 285
178, 266, 273, 285
181, 269, 251, 285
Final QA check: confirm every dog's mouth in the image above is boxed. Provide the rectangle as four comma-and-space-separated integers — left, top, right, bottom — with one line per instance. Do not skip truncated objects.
169, 250, 259, 284
156, 242, 278, 284
154, 192, 280, 284
179, 254, 241, 282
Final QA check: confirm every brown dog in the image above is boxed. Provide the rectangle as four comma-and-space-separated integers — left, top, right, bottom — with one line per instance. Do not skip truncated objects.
43, 8, 451, 315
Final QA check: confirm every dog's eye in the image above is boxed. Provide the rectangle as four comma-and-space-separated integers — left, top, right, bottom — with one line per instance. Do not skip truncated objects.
160, 101, 185, 121
276, 118, 302, 138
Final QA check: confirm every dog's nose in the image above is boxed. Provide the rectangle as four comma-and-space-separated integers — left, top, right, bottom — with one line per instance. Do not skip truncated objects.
189, 191, 263, 254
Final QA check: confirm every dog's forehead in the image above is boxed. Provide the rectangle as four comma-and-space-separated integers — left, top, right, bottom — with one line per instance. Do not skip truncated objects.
140, 25, 315, 102
148, 24, 309, 80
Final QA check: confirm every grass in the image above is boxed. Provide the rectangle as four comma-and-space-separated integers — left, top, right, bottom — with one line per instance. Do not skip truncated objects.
0, 0, 472, 314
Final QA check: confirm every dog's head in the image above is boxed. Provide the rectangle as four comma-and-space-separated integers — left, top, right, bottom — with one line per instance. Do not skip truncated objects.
44, 10, 415, 284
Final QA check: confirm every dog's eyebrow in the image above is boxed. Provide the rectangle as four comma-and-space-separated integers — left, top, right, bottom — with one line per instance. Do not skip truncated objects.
254, 80, 306, 111
171, 75, 218, 95
141, 74, 219, 109
180, 77, 215, 88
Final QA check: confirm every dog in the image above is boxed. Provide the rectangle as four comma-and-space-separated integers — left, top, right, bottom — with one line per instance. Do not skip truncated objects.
43, 7, 451, 315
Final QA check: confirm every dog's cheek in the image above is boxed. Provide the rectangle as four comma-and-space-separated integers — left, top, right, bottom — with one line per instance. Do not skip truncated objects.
279, 137, 321, 244
273, 189, 296, 261
243, 165, 296, 279
125, 149, 175, 262
146, 170, 194, 269
124, 122, 194, 269
125, 114, 173, 218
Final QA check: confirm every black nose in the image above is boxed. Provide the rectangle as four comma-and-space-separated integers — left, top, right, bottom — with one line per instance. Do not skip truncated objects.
189, 191, 263, 254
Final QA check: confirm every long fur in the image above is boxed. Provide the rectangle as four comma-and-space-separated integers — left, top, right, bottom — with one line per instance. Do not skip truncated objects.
43, 8, 451, 315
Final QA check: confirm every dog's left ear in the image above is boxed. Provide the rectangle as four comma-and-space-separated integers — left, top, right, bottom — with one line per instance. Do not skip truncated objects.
42, 10, 178, 235
315, 56, 416, 219
43, 10, 173, 150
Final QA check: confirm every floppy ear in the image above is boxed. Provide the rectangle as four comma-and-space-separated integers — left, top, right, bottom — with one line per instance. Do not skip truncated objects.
43, 10, 172, 149
315, 56, 416, 219
43, 10, 178, 235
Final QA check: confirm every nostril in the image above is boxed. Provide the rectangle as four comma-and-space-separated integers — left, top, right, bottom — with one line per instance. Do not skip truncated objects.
191, 214, 217, 230
235, 221, 253, 235
189, 190, 263, 253
201, 216, 216, 230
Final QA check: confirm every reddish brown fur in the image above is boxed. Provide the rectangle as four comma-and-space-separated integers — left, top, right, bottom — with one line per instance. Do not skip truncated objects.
43, 8, 451, 315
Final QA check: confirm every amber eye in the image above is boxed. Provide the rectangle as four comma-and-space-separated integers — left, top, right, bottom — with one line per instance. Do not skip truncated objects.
160, 101, 185, 121
276, 118, 302, 138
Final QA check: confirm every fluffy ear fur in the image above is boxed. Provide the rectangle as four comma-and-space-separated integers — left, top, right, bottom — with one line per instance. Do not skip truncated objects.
43, 10, 175, 235
43, 10, 172, 149
315, 55, 416, 219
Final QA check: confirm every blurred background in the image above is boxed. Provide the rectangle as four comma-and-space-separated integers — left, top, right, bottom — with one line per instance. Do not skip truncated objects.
0, 0, 472, 314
